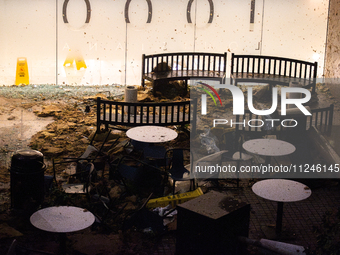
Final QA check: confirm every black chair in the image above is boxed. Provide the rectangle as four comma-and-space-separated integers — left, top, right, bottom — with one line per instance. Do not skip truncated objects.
165, 148, 195, 195
53, 160, 120, 229
52, 161, 96, 195
52, 129, 118, 181
110, 155, 167, 197
130, 139, 166, 165
193, 150, 250, 189
220, 131, 253, 187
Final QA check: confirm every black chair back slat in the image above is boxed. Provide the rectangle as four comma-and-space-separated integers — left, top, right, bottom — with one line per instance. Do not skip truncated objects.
268, 57, 272, 74
177, 104, 181, 124
159, 105, 162, 124
231, 54, 317, 93
153, 105, 156, 124
207, 55, 211, 72
236, 57, 240, 75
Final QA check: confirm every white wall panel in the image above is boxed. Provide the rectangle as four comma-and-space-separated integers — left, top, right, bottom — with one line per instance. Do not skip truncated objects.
57, 0, 126, 85
125, 0, 195, 85
194, 0, 263, 55
0, 0, 330, 85
0, 0, 55, 85
261, 0, 328, 77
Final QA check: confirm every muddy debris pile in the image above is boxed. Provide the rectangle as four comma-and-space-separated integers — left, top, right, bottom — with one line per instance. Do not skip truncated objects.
29, 88, 189, 170
29, 101, 99, 158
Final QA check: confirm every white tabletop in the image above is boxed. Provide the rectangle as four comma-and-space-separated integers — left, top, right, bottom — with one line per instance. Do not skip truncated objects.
243, 139, 296, 157
30, 206, 95, 233
126, 125, 178, 143
252, 179, 311, 202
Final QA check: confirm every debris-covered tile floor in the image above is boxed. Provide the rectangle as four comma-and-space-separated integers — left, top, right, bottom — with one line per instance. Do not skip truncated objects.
133, 178, 340, 254
227, 179, 340, 254
0, 83, 340, 254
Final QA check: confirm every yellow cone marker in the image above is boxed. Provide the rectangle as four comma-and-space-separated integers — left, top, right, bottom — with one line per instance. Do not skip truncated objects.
63, 49, 87, 70
15, 57, 29, 85
75, 55, 87, 70
64, 49, 75, 67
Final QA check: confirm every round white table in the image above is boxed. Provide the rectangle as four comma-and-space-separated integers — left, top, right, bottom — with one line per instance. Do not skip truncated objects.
243, 138, 296, 164
126, 125, 178, 143
252, 179, 311, 235
30, 206, 95, 254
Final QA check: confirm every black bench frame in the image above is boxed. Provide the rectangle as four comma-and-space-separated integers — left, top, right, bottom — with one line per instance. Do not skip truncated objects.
231, 53, 318, 93
142, 52, 227, 94
96, 97, 198, 134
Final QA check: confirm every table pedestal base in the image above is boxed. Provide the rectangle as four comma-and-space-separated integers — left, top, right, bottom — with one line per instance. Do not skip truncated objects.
261, 202, 284, 240
276, 202, 283, 235
59, 233, 67, 255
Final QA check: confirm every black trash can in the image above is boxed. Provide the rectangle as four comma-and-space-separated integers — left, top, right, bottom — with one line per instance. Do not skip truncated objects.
10, 149, 46, 210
